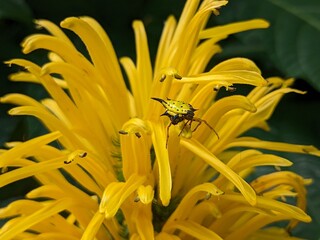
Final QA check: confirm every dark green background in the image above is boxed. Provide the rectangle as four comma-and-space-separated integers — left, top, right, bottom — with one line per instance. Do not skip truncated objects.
0, 0, 319, 239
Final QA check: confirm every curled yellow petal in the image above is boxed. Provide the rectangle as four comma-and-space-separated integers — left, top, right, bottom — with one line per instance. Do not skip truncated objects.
180, 138, 256, 205
100, 174, 146, 218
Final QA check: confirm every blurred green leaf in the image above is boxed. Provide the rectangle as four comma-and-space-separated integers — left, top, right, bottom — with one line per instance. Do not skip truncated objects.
0, 0, 33, 24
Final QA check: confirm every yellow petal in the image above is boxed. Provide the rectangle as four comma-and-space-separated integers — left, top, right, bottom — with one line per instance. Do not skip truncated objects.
0, 132, 61, 168
80, 211, 105, 240
180, 138, 256, 205
149, 121, 172, 206
35, 19, 73, 45
100, 174, 146, 218
132, 21, 153, 116
200, 19, 269, 40
220, 194, 311, 222
0, 198, 75, 240
137, 185, 155, 204
165, 183, 223, 225
133, 205, 154, 240
165, 220, 223, 240
228, 137, 320, 156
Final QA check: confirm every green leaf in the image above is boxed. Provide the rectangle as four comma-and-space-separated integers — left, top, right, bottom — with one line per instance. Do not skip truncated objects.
0, 0, 33, 24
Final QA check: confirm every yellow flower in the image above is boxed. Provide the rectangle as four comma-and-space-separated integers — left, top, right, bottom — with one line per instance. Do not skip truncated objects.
0, 0, 319, 239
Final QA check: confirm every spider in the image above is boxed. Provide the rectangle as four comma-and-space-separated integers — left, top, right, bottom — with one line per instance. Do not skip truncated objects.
151, 97, 219, 147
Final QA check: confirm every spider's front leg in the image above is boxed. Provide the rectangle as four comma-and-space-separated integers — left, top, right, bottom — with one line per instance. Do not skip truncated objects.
192, 117, 219, 139
165, 122, 172, 148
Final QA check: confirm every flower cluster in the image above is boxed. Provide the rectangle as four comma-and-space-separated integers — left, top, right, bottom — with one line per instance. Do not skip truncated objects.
0, 0, 319, 239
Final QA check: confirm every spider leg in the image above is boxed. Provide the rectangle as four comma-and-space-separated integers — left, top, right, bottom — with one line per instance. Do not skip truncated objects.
193, 117, 219, 139
178, 120, 190, 136
166, 122, 172, 148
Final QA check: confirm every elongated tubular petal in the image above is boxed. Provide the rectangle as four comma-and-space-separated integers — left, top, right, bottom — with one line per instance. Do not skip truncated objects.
180, 138, 256, 205
0, 206, 81, 238
149, 122, 172, 206
35, 19, 74, 45
9, 106, 84, 150
170, 1, 228, 73
120, 57, 140, 116
81, 16, 128, 96
41, 61, 120, 145
212, 88, 306, 154
60, 17, 129, 123
192, 95, 257, 142
251, 170, 309, 229
132, 21, 153, 116
220, 194, 311, 223
230, 154, 293, 172
80, 211, 105, 240
22, 35, 94, 73
224, 215, 299, 240
9, 71, 68, 88
6, 59, 84, 130
165, 220, 223, 240
0, 132, 61, 168
179, 70, 265, 86
164, 183, 223, 227
1, 93, 47, 108
26, 185, 98, 210
0, 198, 75, 240
227, 137, 320, 156
154, 16, 177, 73
0, 154, 78, 188
121, 133, 152, 179
133, 205, 154, 240
199, 19, 269, 40
100, 174, 146, 218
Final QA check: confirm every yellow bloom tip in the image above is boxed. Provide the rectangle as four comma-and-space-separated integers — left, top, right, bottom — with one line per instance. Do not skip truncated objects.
60, 16, 81, 28
254, 19, 270, 28
136, 185, 155, 204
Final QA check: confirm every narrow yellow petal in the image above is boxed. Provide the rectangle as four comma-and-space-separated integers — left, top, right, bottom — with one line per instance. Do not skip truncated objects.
154, 15, 177, 73
228, 137, 320, 156
132, 21, 153, 116
35, 19, 73, 45
1, 93, 45, 109
220, 194, 311, 222
100, 174, 146, 218
134, 205, 154, 240
0, 198, 75, 240
60, 17, 129, 123
177, 58, 267, 87
200, 19, 269, 39
80, 211, 105, 240
0, 132, 61, 168
180, 138, 256, 205
149, 122, 172, 206
165, 183, 223, 225
0, 154, 74, 188
165, 220, 223, 240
